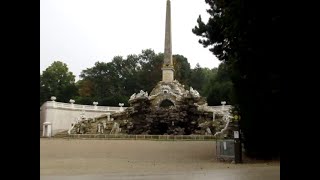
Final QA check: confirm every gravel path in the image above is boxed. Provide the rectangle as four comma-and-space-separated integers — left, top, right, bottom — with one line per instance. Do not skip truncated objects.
40, 138, 279, 179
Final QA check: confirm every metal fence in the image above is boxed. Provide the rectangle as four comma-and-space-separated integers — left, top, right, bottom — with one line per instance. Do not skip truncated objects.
65, 134, 217, 141
216, 139, 235, 161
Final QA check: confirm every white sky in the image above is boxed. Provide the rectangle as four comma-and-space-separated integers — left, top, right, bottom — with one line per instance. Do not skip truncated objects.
40, 0, 220, 80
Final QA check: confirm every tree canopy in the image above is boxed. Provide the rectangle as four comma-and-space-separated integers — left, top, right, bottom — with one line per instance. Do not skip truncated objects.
77, 50, 195, 106
40, 50, 234, 109
40, 61, 78, 106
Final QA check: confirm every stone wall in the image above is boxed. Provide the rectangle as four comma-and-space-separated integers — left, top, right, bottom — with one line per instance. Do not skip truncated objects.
40, 101, 126, 136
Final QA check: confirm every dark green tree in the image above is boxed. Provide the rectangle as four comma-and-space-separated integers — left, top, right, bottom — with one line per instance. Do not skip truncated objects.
189, 64, 208, 95
193, 0, 280, 158
79, 59, 128, 106
74, 79, 95, 105
173, 54, 191, 86
80, 61, 115, 101
40, 61, 78, 106
205, 63, 233, 106
201, 67, 217, 96
137, 49, 163, 93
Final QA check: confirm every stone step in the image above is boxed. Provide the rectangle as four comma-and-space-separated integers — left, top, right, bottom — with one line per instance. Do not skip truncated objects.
53, 130, 69, 138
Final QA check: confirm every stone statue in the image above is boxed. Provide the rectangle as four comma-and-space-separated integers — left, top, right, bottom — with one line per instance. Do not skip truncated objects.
138, 90, 145, 97
97, 123, 101, 133
190, 87, 200, 98
110, 122, 120, 134
103, 121, 107, 129
136, 90, 149, 98
79, 123, 85, 134
206, 127, 212, 135
97, 123, 104, 134
100, 123, 104, 134
183, 90, 189, 97
129, 93, 136, 101
76, 126, 80, 134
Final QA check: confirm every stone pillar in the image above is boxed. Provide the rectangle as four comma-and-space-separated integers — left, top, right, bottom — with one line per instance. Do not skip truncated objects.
221, 101, 226, 111
106, 112, 111, 121
162, 0, 174, 82
93, 102, 98, 110
43, 122, 52, 137
69, 99, 75, 108
164, 0, 172, 66
42, 125, 45, 137
97, 123, 101, 133
119, 103, 124, 112
51, 96, 56, 108
47, 124, 51, 137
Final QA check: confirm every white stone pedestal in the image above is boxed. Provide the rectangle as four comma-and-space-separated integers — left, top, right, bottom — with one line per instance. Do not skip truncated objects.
42, 122, 52, 137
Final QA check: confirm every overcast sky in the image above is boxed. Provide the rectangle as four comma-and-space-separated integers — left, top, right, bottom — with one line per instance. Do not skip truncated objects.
40, 0, 220, 80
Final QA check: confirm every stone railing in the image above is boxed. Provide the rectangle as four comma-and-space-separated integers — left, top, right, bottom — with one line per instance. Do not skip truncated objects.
43, 101, 127, 112
207, 105, 232, 111
197, 105, 232, 112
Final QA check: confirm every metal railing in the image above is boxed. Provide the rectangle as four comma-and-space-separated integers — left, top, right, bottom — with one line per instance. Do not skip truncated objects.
64, 134, 217, 141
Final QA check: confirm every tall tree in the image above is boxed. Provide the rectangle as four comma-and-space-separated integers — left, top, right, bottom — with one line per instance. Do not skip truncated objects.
205, 63, 233, 106
80, 61, 114, 100
189, 64, 207, 95
193, 0, 280, 158
173, 54, 191, 86
138, 49, 163, 93
79, 60, 125, 106
40, 61, 78, 106
121, 54, 142, 97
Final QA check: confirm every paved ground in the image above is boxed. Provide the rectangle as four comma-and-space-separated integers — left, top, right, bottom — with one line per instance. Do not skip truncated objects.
40, 138, 280, 180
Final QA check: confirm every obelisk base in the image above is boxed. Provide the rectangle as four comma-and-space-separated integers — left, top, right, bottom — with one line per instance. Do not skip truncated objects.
162, 67, 175, 82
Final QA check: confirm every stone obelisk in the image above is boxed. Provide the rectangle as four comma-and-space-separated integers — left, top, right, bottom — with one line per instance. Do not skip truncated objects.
162, 0, 174, 82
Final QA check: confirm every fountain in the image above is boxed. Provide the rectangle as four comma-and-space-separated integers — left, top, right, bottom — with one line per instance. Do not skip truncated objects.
68, 0, 235, 137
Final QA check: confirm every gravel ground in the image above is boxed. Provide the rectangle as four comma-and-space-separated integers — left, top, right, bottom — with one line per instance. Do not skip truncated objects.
40, 138, 280, 180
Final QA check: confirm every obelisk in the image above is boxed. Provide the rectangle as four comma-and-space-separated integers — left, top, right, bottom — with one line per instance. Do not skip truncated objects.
162, 0, 174, 82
